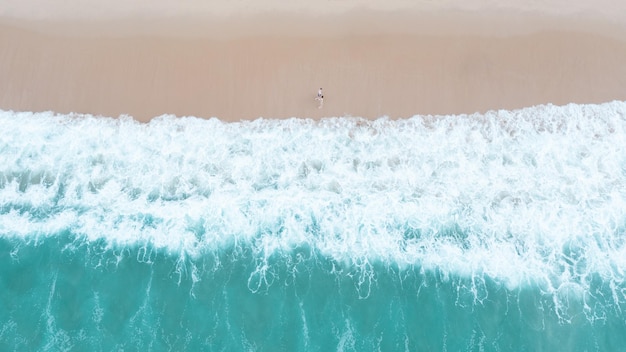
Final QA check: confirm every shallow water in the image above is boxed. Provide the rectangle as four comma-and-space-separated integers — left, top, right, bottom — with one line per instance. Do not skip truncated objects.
1, 102, 625, 350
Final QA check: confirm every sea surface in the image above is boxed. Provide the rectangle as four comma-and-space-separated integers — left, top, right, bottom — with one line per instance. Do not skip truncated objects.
1, 102, 625, 351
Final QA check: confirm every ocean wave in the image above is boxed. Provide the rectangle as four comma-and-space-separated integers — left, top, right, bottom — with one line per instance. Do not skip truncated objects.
1, 102, 625, 295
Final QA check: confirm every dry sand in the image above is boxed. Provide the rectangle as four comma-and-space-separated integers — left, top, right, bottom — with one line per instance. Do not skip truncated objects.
1, 1, 626, 122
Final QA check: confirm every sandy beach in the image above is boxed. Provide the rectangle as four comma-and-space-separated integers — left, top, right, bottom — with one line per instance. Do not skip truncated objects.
1, 0, 626, 122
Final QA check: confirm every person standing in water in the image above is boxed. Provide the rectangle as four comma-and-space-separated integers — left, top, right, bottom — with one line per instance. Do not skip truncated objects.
315, 88, 324, 109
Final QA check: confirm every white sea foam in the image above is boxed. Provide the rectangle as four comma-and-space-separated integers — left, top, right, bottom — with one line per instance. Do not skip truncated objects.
0, 103, 625, 295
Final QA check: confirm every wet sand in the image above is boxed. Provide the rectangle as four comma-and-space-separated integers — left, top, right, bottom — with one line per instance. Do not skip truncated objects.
1, 3, 626, 121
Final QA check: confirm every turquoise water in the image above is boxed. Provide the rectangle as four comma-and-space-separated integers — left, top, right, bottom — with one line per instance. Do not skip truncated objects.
1, 103, 625, 351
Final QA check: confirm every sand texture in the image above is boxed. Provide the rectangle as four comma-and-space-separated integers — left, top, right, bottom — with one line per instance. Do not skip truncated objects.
1, 2, 626, 121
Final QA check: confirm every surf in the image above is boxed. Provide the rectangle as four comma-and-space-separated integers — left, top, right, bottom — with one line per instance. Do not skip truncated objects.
1, 101, 625, 350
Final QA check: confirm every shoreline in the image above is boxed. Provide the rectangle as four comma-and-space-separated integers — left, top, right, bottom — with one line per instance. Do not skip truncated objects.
2, 10, 626, 122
